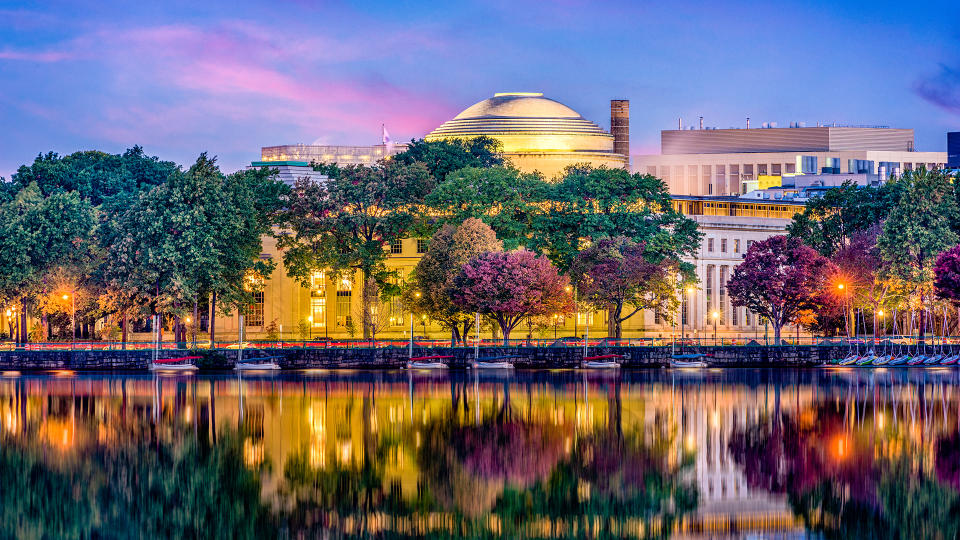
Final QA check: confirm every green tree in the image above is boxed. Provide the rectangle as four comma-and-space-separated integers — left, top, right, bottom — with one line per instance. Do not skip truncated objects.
392, 136, 504, 181
279, 160, 433, 338
404, 218, 503, 344
787, 181, 905, 257
423, 166, 545, 249
878, 168, 960, 340
530, 166, 700, 274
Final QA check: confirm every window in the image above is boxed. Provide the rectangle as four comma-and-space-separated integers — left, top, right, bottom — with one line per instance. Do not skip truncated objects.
310, 298, 326, 328
734, 239, 741, 253
336, 277, 352, 327
719, 266, 728, 324
310, 270, 325, 291
732, 306, 739, 326
801, 156, 817, 174
247, 291, 264, 327
390, 239, 402, 254
705, 265, 714, 315
757, 164, 768, 175
708, 238, 714, 252
416, 239, 428, 254
785, 162, 796, 174
577, 311, 594, 326
721, 238, 727, 253
772, 163, 781, 175
746, 240, 755, 250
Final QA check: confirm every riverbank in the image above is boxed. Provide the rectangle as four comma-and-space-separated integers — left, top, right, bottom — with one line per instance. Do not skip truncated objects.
0, 344, 848, 371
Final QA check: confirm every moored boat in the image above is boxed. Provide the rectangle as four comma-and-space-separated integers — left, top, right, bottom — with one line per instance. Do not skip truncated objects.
149, 356, 200, 372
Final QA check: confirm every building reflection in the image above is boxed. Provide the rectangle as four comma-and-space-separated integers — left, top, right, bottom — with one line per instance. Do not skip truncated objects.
1, 369, 959, 538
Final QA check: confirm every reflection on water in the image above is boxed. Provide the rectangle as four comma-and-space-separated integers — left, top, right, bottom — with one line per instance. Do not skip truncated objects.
1, 369, 959, 538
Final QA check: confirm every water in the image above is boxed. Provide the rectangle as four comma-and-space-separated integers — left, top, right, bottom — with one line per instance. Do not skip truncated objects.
1, 368, 959, 539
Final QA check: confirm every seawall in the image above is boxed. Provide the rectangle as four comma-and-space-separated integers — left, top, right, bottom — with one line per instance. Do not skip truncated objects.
0, 345, 850, 371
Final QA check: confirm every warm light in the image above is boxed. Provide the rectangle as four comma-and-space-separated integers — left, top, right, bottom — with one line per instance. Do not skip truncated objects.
564, 285, 572, 293
185, 317, 191, 323
712, 311, 720, 319
414, 291, 421, 298
4, 310, 9, 317
307, 316, 313, 322
837, 284, 844, 290
686, 286, 694, 294
62, 294, 69, 300
877, 310, 884, 317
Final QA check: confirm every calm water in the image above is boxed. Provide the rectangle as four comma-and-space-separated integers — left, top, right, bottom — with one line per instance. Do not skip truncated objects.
1, 368, 959, 539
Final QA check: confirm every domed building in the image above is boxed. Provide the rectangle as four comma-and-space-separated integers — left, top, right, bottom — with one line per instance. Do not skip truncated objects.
425, 92, 628, 179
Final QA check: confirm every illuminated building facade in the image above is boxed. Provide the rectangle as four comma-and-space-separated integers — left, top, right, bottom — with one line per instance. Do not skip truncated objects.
259, 143, 407, 167
205, 196, 803, 342
635, 126, 948, 196
425, 92, 627, 179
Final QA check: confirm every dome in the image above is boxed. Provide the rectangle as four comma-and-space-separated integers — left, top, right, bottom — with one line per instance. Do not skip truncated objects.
425, 92, 626, 179
428, 92, 610, 138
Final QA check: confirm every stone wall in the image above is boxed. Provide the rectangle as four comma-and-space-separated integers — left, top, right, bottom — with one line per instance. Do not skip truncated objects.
0, 344, 850, 371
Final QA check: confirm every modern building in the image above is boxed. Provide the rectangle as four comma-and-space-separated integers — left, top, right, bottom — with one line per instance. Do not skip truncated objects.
635, 125, 948, 196
426, 92, 628, 179
949, 132, 959, 168
259, 143, 407, 167
248, 161, 329, 186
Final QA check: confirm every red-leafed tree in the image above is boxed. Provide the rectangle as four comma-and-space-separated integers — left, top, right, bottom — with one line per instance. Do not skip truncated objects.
452, 249, 573, 345
934, 244, 960, 305
727, 235, 835, 344
570, 236, 679, 339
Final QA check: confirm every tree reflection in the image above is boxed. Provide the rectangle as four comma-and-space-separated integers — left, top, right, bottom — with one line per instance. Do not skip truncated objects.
730, 394, 960, 540
0, 424, 273, 539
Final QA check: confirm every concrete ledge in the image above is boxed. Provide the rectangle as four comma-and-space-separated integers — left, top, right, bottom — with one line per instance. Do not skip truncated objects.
0, 344, 848, 371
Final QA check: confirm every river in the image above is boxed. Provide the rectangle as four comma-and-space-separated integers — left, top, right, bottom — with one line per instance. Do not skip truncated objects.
1, 368, 958, 539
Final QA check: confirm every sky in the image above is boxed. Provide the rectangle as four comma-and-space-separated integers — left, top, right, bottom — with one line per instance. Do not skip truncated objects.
1, 0, 958, 178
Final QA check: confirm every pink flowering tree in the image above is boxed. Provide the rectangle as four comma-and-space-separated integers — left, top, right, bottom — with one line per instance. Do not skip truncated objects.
570, 237, 680, 339
453, 249, 573, 344
727, 235, 834, 345
934, 244, 960, 304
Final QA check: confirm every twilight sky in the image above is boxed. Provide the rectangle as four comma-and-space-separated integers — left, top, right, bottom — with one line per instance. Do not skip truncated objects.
1, 0, 958, 178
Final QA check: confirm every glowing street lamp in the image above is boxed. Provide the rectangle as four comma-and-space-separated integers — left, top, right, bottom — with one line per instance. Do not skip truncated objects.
63, 293, 75, 345
712, 311, 720, 345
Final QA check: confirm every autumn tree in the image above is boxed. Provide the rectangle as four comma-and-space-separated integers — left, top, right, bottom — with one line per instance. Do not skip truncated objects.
830, 225, 891, 336
279, 160, 433, 338
452, 250, 573, 345
878, 168, 959, 340
934, 245, 960, 306
404, 218, 503, 344
727, 235, 834, 344
570, 237, 679, 339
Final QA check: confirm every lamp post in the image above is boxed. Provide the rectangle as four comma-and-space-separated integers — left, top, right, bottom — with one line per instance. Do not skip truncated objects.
680, 285, 694, 351
553, 314, 559, 339
837, 283, 852, 340
565, 285, 573, 337
63, 293, 75, 347
712, 311, 720, 346
877, 309, 884, 339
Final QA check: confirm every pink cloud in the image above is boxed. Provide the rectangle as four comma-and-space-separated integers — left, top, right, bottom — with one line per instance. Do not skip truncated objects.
0, 48, 72, 62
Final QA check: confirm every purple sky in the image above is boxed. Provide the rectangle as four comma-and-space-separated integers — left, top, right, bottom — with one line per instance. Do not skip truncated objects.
1, 0, 958, 178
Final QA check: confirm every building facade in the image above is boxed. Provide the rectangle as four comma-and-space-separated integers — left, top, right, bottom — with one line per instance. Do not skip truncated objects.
635, 126, 947, 196
259, 143, 407, 167
949, 132, 959, 169
211, 196, 803, 343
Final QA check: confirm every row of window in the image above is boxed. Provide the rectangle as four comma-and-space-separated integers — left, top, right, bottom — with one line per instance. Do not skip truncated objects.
390, 239, 428, 255
706, 237, 755, 254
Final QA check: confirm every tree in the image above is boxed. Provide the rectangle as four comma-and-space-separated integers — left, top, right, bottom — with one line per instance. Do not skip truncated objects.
404, 218, 503, 344
570, 237, 679, 339
878, 168, 960, 340
830, 225, 891, 337
530, 166, 700, 274
279, 160, 433, 338
392, 137, 504, 182
787, 181, 904, 257
934, 244, 960, 305
727, 235, 834, 344
452, 249, 573, 344
423, 166, 544, 249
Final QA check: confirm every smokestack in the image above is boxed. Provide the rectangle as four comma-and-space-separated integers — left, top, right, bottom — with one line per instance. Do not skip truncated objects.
746, 117, 750, 129
610, 100, 629, 169
678, 117, 682, 130
699, 116, 703, 130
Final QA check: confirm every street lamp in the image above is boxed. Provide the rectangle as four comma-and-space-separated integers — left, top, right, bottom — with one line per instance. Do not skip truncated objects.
63, 293, 75, 345
712, 311, 720, 345
837, 283, 850, 339
877, 309, 884, 338
680, 286, 694, 349
553, 313, 559, 339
